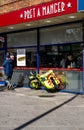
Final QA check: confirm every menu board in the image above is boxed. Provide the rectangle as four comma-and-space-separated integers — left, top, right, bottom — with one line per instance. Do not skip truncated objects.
17, 49, 26, 66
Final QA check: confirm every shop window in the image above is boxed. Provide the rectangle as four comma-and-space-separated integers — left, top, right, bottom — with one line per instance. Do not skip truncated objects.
7, 30, 37, 67
72, 43, 83, 51
0, 51, 4, 66
39, 23, 83, 68
0, 36, 5, 49
8, 47, 37, 67
71, 43, 83, 68
7, 22, 83, 69
75, 53, 82, 68
59, 44, 71, 52
39, 45, 59, 68
40, 23, 82, 45
39, 43, 83, 68
26, 47, 37, 67
7, 30, 37, 47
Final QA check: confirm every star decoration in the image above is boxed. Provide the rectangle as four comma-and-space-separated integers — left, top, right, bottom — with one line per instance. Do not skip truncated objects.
67, 2, 72, 8
20, 14, 23, 18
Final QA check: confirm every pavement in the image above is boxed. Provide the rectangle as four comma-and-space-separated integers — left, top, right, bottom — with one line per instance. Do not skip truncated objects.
0, 87, 84, 130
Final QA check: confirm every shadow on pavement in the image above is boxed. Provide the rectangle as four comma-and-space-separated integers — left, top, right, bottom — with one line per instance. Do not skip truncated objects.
14, 94, 78, 130
0, 86, 7, 91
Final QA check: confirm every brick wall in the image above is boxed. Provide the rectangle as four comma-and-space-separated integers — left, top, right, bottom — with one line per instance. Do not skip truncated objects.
0, 0, 52, 14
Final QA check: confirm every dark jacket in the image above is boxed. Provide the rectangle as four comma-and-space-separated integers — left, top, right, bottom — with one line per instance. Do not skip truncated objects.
3, 58, 14, 76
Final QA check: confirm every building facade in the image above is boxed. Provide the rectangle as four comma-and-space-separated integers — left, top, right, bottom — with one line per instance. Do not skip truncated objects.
0, 0, 84, 93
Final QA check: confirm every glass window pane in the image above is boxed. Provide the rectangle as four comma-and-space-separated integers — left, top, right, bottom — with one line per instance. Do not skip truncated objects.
7, 30, 37, 47
26, 47, 37, 67
0, 51, 4, 66
39, 43, 83, 68
0, 37, 5, 49
39, 45, 59, 68
59, 44, 71, 52
7, 47, 37, 67
72, 43, 83, 51
40, 23, 82, 45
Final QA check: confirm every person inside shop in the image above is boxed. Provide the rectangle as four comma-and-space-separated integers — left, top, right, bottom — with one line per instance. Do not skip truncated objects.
3, 52, 15, 90
60, 56, 66, 68
65, 53, 76, 68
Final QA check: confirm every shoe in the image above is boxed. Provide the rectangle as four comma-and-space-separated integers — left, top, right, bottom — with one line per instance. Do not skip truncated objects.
7, 86, 11, 90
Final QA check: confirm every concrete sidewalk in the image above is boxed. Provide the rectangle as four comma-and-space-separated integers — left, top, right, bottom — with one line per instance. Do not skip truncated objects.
0, 87, 84, 130
15, 87, 75, 96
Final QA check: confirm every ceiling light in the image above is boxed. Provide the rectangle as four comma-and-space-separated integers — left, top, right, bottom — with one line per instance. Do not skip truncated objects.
45, 20, 51, 23
25, 23, 31, 26
69, 15, 76, 19
8, 26, 14, 29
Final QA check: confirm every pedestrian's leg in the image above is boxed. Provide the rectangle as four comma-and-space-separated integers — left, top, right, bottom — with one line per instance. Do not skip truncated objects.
4, 75, 11, 89
4, 75, 9, 89
7, 76, 12, 89
5, 76, 11, 89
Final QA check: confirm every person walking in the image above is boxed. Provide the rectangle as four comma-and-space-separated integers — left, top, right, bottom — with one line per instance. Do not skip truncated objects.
3, 53, 14, 90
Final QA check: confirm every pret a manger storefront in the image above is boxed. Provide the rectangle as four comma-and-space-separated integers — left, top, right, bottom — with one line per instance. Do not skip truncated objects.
0, 0, 84, 94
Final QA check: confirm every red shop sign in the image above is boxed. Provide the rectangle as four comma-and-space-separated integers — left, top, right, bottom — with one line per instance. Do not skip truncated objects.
0, 0, 77, 27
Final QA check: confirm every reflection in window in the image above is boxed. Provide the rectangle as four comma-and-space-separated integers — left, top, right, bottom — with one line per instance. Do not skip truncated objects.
39, 44, 83, 68
0, 51, 4, 66
40, 23, 82, 45
39, 45, 59, 68
0, 36, 5, 49
26, 47, 37, 67
7, 30, 37, 47
7, 22, 83, 69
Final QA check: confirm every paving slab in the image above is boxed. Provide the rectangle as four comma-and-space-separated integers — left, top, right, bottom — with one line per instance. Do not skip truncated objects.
0, 87, 84, 130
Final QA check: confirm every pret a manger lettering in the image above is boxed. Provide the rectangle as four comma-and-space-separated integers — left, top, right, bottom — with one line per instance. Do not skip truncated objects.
23, 2, 65, 19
